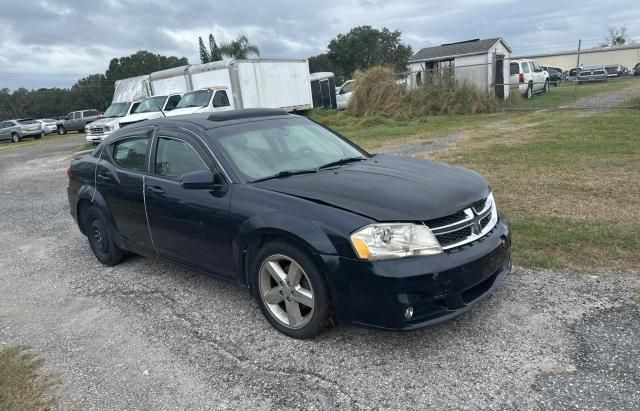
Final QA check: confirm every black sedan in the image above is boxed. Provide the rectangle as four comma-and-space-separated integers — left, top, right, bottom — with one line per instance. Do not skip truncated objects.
67, 109, 511, 339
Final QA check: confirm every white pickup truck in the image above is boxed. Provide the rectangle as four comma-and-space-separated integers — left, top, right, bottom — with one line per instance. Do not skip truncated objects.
118, 94, 183, 127
85, 101, 141, 143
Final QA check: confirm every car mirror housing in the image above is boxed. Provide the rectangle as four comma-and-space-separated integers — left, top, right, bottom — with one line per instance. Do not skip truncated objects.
181, 170, 225, 190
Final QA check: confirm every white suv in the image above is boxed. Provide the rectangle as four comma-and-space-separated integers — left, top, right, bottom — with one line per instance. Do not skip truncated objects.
510, 59, 550, 98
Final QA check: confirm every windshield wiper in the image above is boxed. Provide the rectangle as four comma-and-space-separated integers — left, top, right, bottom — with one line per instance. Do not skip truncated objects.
249, 169, 318, 183
318, 156, 366, 170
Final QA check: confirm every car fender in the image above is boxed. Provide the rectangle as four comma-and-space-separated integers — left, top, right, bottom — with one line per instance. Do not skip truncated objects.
75, 185, 120, 242
234, 212, 339, 285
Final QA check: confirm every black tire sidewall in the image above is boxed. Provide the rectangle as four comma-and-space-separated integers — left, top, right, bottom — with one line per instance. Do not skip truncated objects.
85, 207, 124, 266
251, 240, 330, 339
58, 126, 66, 135
11, 133, 20, 142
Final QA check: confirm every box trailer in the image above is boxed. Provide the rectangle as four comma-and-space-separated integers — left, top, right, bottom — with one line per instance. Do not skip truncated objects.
149, 65, 191, 96
310, 72, 337, 109
112, 75, 151, 103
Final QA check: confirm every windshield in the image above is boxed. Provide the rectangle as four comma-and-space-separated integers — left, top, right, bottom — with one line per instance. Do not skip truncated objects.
134, 96, 166, 113
103, 102, 131, 118
206, 117, 367, 182
176, 90, 212, 109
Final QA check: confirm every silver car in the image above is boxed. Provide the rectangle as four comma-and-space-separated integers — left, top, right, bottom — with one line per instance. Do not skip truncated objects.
0, 119, 43, 143
578, 66, 608, 83
36, 118, 59, 135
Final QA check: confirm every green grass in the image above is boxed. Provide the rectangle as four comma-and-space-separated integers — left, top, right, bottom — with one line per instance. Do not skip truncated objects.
0, 346, 59, 410
313, 81, 640, 271
0, 132, 84, 152
505, 77, 640, 110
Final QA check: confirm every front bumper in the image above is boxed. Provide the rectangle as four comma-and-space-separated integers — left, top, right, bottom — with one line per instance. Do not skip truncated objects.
86, 132, 112, 142
320, 217, 512, 330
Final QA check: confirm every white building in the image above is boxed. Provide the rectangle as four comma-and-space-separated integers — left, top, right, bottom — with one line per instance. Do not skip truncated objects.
407, 38, 512, 99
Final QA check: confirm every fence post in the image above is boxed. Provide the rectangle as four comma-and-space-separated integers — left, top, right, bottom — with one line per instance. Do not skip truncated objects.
491, 50, 496, 97
573, 39, 581, 102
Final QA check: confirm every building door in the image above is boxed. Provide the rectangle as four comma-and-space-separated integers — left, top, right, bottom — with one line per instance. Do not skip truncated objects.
495, 55, 504, 99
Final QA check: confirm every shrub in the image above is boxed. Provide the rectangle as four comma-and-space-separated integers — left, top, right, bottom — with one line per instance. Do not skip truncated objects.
347, 66, 499, 118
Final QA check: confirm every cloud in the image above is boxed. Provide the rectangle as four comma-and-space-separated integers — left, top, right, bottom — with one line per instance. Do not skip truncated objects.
0, 0, 637, 90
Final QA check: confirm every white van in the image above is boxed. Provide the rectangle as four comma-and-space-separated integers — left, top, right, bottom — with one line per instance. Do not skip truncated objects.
119, 94, 182, 127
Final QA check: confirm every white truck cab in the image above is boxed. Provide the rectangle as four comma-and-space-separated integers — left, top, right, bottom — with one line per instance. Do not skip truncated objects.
336, 80, 355, 110
85, 101, 141, 143
119, 94, 182, 127
165, 88, 233, 116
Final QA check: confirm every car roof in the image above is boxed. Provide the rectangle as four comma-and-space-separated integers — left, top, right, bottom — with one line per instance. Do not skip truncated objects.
122, 109, 295, 134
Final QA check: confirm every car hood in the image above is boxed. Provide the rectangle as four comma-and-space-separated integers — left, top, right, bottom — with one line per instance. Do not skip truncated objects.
88, 118, 119, 127
165, 107, 207, 116
120, 112, 163, 123
253, 154, 490, 221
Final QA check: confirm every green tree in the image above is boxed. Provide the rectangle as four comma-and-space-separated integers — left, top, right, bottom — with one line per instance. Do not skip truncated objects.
219, 35, 260, 59
70, 74, 112, 111
105, 50, 189, 83
209, 34, 222, 61
327, 26, 412, 78
199, 36, 211, 63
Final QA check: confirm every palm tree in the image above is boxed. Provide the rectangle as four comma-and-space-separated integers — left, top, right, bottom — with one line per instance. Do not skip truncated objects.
219, 35, 260, 59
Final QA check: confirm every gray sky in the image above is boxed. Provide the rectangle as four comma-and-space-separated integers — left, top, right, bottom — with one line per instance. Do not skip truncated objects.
0, 0, 638, 90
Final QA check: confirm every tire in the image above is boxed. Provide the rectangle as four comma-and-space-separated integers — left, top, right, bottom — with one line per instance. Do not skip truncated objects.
524, 84, 533, 99
543, 79, 550, 93
34, 133, 42, 140
57, 126, 66, 135
11, 133, 21, 143
84, 206, 125, 266
252, 240, 330, 339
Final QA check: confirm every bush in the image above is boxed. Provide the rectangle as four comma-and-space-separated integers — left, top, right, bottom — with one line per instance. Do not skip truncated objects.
347, 66, 499, 118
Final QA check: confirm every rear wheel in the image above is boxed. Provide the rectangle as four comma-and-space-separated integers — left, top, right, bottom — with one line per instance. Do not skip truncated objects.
524, 84, 533, 99
84, 206, 125, 266
252, 240, 330, 339
11, 133, 21, 143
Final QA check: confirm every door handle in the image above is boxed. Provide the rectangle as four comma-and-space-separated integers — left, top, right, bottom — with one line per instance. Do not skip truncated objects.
96, 174, 112, 181
146, 186, 165, 195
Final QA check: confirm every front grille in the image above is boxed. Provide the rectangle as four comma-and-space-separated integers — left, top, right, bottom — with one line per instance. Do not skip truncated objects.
435, 226, 473, 248
426, 195, 497, 251
88, 127, 104, 135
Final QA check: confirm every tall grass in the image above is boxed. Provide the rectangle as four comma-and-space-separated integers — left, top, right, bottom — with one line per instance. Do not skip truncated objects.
347, 67, 499, 118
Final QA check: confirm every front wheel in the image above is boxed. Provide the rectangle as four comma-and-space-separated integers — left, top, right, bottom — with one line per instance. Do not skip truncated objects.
84, 207, 125, 266
57, 126, 66, 135
543, 79, 550, 93
252, 240, 331, 339
11, 133, 21, 143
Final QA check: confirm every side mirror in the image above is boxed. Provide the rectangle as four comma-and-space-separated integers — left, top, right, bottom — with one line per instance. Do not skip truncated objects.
181, 170, 225, 190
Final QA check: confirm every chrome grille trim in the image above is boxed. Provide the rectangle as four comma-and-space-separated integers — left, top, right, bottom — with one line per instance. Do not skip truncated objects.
426, 194, 498, 250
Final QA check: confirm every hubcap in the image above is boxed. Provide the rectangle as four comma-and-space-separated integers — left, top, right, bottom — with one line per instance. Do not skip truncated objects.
90, 221, 107, 253
259, 254, 314, 329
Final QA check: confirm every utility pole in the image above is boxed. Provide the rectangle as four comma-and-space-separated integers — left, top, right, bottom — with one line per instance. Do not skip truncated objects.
573, 39, 581, 102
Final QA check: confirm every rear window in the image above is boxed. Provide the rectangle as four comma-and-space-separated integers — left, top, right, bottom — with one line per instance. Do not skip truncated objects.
510, 63, 519, 75
17, 119, 38, 125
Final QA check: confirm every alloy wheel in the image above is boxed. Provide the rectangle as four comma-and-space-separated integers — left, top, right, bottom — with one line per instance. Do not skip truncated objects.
258, 254, 315, 329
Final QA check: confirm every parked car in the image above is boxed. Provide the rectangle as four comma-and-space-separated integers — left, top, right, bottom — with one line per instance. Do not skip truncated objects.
605, 64, 624, 78
566, 67, 581, 81
119, 94, 182, 127
85, 101, 141, 143
58, 110, 101, 134
0, 119, 43, 142
542, 66, 563, 86
633, 63, 640, 77
509, 59, 550, 98
165, 88, 232, 117
336, 80, 355, 109
67, 109, 512, 339
577, 66, 608, 83
36, 118, 59, 134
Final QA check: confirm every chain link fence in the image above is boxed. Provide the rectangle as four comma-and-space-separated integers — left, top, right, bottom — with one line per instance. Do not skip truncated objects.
402, 41, 640, 110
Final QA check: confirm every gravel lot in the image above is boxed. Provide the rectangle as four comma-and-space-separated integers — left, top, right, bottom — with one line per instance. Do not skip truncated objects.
1, 136, 639, 409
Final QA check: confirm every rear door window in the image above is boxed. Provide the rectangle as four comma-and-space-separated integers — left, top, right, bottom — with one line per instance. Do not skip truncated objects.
522, 62, 531, 73
112, 136, 150, 172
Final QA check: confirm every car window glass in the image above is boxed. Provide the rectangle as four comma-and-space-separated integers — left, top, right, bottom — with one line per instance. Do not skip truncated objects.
212, 91, 230, 108
73, 112, 81, 119
510, 63, 519, 75
165, 95, 181, 111
522, 62, 530, 73
66, 113, 74, 120
155, 137, 208, 180
341, 82, 353, 94
112, 136, 149, 172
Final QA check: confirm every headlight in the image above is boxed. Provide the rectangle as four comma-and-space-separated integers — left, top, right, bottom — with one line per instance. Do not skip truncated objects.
104, 125, 113, 131
350, 223, 442, 260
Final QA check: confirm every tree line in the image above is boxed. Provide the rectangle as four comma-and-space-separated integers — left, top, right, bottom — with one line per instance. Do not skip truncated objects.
1, 26, 412, 119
